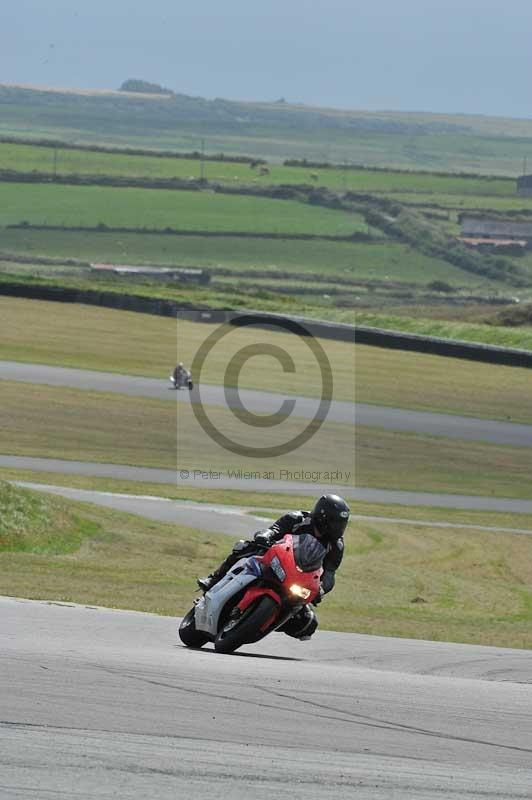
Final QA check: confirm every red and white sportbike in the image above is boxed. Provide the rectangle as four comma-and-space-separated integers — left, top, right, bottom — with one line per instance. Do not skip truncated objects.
179, 533, 325, 654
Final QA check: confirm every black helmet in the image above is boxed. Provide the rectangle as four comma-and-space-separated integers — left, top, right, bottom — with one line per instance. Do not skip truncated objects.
311, 494, 350, 542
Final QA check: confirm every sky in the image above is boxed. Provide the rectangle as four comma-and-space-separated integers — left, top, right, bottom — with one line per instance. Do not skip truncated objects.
2, 0, 532, 118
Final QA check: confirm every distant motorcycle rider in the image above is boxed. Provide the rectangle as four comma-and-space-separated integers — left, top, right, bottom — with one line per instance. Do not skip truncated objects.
198, 494, 350, 640
172, 363, 190, 389
173, 362, 186, 382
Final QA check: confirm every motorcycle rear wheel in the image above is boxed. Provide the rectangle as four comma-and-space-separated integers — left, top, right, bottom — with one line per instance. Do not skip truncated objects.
179, 607, 209, 648
214, 596, 279, 654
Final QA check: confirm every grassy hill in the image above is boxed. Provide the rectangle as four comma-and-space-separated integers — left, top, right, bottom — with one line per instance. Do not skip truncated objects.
3, 83, 532, 174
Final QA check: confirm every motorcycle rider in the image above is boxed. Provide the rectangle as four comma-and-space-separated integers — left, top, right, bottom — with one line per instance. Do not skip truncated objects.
198, 494, 350, 640
172, 362, 188, 388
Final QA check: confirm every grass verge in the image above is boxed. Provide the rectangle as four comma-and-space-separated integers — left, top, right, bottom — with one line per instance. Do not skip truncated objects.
355, 343, 532, 423
356, 426, 532, 499
2, 483, 532, 648
4, 466, 532, 533
0, 381, 355, 483
0, 467, 324, 511
0, 297, 355, 401
326, 515, 532, 648
0, 480, 102, 554
0, 484, 229, 614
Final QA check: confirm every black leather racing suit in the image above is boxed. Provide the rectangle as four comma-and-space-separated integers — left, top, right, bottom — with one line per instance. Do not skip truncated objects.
173, 365, 187, 386
207, 510, 344, 639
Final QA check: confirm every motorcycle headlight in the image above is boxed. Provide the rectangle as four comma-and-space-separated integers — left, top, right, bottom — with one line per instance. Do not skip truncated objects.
270, 556, 286, 582
289, 584, 311, 600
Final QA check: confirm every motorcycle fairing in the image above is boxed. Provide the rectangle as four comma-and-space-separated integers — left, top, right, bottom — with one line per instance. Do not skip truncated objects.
194, 557, 261, 636
237, 585, 282, 632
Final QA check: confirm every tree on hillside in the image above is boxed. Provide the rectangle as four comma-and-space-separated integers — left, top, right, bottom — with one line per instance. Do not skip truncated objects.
119, 79, 174, 95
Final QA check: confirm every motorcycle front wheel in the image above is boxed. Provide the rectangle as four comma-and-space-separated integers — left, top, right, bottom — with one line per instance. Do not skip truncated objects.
214, 596, 279, 654
179, 607, 209, 648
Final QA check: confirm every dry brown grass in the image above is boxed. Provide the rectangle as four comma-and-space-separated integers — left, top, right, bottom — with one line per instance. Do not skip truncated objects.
0, 381, 355, 482
322, 516, 532, 649
356, 425, 532, 499
355, 343, 532, 423
0, 297, 355, 401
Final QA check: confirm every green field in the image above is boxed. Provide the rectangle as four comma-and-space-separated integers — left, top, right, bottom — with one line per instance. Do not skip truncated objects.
3, 481, 532, 648
0, 480, 103, 555
2, 123, 532, 320
0, 182, 368, 236
1, 140, 519, 196
0, 227, 489, 286
0, 481, 231, 615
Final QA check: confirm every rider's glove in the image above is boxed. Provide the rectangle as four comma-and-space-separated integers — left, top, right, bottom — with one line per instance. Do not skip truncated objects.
254, 530, 274, 549
232, 539, 253, 554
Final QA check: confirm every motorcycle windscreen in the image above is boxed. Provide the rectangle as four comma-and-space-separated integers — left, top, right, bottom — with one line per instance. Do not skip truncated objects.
293, 533, 326, 572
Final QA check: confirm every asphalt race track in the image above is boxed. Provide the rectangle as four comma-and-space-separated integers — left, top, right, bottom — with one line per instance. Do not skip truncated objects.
0, 361, 355, 425
3, 361, 532, 799
5, 454, 532, 512
2, 597, 532, 800
0, 454, 358, 499
14, 482, 532, 537
4, 359, 532, 445
15, 482, 273, 538
356, 402, 532, 447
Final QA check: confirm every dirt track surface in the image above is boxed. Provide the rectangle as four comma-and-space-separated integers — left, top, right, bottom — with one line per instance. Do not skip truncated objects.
2, 597, 532, 799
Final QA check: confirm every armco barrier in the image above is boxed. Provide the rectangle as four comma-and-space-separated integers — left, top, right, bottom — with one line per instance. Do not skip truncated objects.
355, 325, 532, 368
225, 310, 355, 342
0, 282, 179, 318
0, 282, 354, 341
3, 280, 532, 364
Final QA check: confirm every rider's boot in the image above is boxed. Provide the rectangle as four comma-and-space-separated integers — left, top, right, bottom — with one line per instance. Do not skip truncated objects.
197, 573, 219, 592
197, 545, 252, 592
197, 563, 230, 592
